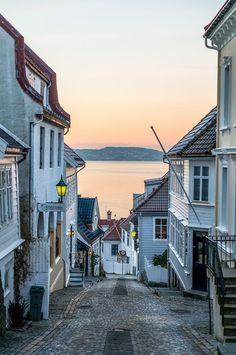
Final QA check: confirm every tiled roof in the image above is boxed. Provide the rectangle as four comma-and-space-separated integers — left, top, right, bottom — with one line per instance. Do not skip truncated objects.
77, 216, 103, 242
0, 124, 29, 154
204, 1, 234, 37
77, 197, 97, 224
98, 219, 117, 229
166, 107, 216, 157
134, 174, 169, 213
120, 213, 138, 232
64, 144, 85, 168
102, 219, 124, 241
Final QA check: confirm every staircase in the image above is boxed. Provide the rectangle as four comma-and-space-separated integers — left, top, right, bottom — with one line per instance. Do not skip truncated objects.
218, 272, 236, 343
69, 269, 84, 287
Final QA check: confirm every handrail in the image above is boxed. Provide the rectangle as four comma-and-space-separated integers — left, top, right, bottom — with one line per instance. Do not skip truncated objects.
206, 237, 225, 325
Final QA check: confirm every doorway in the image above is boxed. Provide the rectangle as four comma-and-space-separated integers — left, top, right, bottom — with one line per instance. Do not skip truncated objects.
192, 231, 208, 291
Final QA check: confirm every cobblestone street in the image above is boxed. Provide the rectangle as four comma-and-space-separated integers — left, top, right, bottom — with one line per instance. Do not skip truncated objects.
0, 278, 218, 355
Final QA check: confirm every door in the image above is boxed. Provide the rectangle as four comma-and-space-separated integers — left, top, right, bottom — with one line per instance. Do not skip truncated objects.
192, 231, 207, 291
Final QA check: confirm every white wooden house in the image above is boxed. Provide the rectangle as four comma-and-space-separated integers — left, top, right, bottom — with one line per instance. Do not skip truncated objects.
0, 124, 28, 320
166, 107, 216, 293
119, 214, 138, 275
0, 15, 70, 319
64, 144, 85, 285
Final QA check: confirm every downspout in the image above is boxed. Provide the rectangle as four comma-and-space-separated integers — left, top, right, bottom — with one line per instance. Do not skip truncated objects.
29, 114, 44, 237
204, 35, 220, 236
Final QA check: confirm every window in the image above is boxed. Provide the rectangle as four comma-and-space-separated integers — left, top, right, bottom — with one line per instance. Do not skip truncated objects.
221, 167, 228, 227
56, 213, 62, 258
39, 127, 45, 169
111, 244, 118, 256
127, 234, 130, 246
4, 269, 9, 290
58, 133, 62, 167
0, 166, 13, 228
154, 218, 167, 240
193, 166, 209, 202
169, 213, 185, 261
221, 57, 232, 128
171, 160, 184, 197
50, 130, 54, 168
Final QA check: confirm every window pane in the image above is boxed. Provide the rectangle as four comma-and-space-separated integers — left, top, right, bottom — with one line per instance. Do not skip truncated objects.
202, 167, 209, 176
155, 225, 161, 238
194, 166, 200, 176
202, 179, 209, 201
162, 226, 167, 239
156, 219, 161, 225
193, 178, 200, 200
162, 219, 167, 226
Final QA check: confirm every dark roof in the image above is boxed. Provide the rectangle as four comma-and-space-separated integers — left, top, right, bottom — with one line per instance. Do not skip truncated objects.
134, 174, 169, 213
77, 197, 97, 224
98, 219, 117, 229
77, 216, 103, 242
64, 143, 85, 168
102, 219, 124, 241
166, 107, 216, 158
0, 14, 70, 126
204, 1, 235, 37
0, 124, 29, 154
120, 213, 138, 232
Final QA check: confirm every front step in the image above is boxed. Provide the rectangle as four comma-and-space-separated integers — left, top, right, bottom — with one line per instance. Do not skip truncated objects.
224, 295, 236, 304
69, 270, 84, 287
183, 289, 208, 301
224, 305, 236, 316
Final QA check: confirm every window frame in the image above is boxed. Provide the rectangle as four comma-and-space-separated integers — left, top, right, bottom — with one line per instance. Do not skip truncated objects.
39, 126, 45, 169
111, 244, 118, 256
0, 165, 13, 229
153, 217, 168, 240
49, 130, 54, 168
193, 165, 209, 202
220, 56, 232, 128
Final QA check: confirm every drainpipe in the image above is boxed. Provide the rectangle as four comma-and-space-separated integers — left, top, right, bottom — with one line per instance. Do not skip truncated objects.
29, 114, 44, 237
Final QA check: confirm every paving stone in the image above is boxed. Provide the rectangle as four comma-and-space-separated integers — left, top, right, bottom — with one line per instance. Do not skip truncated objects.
0, 279, 219, 354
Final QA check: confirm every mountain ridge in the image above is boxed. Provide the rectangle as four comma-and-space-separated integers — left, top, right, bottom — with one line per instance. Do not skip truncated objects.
75, 146, 163, 161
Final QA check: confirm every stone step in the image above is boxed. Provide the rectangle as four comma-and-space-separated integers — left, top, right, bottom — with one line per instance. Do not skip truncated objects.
224, 305, 236, 316
224, 325, 236, 336
223, 295, 236, 304
220, 277, 236, 285
70, 269, 84, 274
224, 336, 236, 344
183, 289, 208, 301
69, 282, 83, 287
224, 316, 236, 326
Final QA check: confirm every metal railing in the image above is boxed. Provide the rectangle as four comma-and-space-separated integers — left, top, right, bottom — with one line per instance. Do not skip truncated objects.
206, 235, 236, 327
206, 236, 226, 325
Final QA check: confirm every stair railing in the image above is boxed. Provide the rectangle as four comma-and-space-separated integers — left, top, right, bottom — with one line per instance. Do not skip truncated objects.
206, 236, 225, 325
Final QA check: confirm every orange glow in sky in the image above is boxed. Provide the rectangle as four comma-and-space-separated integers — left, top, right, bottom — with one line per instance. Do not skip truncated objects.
1, 0, 224, 150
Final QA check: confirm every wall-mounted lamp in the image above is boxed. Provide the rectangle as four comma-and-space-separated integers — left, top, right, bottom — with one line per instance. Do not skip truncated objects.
56, 175, 67, 203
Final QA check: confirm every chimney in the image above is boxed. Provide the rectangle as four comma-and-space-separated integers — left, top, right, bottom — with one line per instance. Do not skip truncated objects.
107, 210, 112, 220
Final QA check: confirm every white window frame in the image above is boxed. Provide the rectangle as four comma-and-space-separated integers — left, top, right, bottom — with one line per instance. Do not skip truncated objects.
0, 165, 13, 229
220, 56, 232, 129
193, 165, 209, 202
220, 166, 228, 228
171, 160, 184, 197
153, 217, 167, 240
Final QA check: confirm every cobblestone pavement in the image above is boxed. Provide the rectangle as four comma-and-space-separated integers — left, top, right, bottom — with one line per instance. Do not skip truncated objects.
0, 279, 218, 355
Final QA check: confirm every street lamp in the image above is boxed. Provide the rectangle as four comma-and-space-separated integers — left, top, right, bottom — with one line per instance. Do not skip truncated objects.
56, 175, 67, 202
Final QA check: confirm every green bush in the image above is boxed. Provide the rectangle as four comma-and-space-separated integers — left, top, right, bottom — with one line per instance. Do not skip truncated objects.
152, 250, 167, 268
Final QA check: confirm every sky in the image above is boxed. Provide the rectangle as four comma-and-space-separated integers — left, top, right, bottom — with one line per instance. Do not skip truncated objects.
1, 0, 224, 149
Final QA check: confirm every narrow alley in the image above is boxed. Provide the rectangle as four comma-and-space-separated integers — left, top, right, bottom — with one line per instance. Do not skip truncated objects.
0, 278, 217, 355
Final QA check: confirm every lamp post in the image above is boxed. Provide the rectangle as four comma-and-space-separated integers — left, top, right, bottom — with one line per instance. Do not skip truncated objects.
56, 175, 67, 202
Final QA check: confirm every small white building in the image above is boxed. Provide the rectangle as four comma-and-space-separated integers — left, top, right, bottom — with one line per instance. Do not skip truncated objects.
64, 144, 85, 284
166, 108, 216, 292
0, 124, 28, 320
119, 214, 138, 275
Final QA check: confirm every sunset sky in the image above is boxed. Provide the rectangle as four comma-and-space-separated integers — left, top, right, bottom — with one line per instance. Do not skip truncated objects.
1, 0, 223, 149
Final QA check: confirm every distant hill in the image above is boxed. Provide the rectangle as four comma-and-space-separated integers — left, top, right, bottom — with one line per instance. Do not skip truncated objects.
75, 147, 163, 161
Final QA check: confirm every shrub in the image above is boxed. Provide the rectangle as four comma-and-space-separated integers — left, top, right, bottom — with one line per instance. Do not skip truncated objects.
8, 296, 28, 328
152, 250, 167, 268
